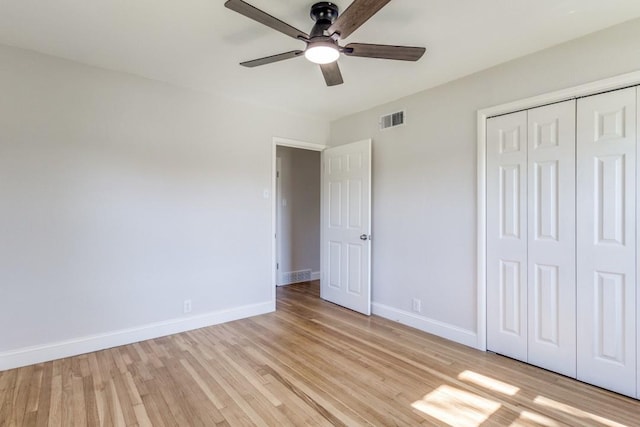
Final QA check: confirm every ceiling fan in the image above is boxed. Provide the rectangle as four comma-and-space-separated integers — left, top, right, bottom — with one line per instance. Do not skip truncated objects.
224, 0, 426, 86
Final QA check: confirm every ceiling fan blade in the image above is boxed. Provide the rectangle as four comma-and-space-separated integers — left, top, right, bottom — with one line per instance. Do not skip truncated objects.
344, 43, 426, 61
240, 50, 304, 67
225, 0, 309, 41
328, 0, 391, 40
320, 62, 344, 87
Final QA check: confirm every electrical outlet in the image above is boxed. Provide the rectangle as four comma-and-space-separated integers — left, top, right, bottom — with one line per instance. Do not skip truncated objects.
412, 298, 421, 313
183, 299, 192, 314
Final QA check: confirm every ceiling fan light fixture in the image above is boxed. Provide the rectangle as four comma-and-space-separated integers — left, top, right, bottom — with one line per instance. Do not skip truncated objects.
304, 43, 340, 64
225, 0, 426, 86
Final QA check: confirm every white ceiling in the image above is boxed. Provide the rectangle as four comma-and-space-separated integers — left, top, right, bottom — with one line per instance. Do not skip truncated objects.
1, 0, 640, 120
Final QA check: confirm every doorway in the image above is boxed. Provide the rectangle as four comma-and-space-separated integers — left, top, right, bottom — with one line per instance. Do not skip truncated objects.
276, 145, 321, 286
271, 138, 326, 295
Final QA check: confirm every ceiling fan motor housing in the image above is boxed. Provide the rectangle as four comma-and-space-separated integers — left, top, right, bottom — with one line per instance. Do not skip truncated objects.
309, 2, 339, 37
310, 2, 339, 24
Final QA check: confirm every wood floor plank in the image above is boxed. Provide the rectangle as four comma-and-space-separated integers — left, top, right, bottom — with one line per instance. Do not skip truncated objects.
81, 375, 100, 426
0, 369, 17, 424
24, 364, 43, 416
47, 372, 62, 427
70, 375, 87, 426
141, 379, 177, 427
9, 364, 32, 425
109, 364, 137, 426
2, 281, 640, 426
33, 362, 52, 427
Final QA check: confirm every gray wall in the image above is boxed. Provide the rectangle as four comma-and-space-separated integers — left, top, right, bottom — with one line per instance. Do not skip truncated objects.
0, 44, 328, 358
276, 146, 321, 282
330, 18, 640, 341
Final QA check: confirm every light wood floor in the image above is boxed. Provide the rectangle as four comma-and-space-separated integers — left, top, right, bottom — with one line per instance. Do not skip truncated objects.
2, 282, 640, 426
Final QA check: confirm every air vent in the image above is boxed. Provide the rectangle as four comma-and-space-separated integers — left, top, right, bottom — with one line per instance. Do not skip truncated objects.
281, 269, 311, 285
380, 110, 405, 130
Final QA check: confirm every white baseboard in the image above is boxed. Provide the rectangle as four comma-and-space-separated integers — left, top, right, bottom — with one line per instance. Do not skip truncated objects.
372, 302, 479, 349
311, 271, 320, 281
0, 301, 274, 371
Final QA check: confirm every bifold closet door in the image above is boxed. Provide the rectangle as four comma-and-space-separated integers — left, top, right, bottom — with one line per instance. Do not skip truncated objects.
487, 111, 528, 361
487, 102, 577, 376
527, 101, 576, 377
577, 86, 637, 397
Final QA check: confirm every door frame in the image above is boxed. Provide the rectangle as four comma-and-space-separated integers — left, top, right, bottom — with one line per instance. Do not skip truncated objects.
271, 137, 327, 303
476, 70, 640, 351
275, 157, 282, 285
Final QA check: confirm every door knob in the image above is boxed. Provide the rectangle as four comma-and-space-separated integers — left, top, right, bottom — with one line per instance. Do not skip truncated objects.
360, 234, 369, 241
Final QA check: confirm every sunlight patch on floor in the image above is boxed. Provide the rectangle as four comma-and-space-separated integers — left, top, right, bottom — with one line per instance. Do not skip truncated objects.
510, 410, 560, 426
411, 385, 501, 427
458, 370, 520, 396
533, 396, 627, 427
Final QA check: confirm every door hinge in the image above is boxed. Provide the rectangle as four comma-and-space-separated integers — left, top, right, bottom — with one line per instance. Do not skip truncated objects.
276, 263, 279, 269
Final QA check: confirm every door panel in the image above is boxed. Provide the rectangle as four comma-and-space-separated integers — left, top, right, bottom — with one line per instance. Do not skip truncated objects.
500, 165, 522, 238
532, 264, 559, 344
577, 87, 636, 397
487, 111, 528, 361
328, 241, 341, 288
499, 260, 523, 335
527, 100, 576, 377
329, 182, 342, 227
347, 243, 363, 294
594, 272, 625, 362
321, 139, 371, 315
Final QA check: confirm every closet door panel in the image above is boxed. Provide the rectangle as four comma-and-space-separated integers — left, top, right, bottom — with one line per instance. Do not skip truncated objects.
637, 86, 640, 400
577, 87, 637, 397
487, 111, 528, 361
527, 100, 576, 377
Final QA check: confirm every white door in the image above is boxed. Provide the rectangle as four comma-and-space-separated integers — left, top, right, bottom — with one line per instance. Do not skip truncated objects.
321, 139, 372, 315
487, 111, 528, 361
577, 87, 637, 397
527, 100, 576, 377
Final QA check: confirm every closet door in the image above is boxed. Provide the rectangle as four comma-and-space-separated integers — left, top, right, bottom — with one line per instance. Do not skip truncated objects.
527, 101, 576, 377
577, 87, 637, 397
487, 111, 528, 361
